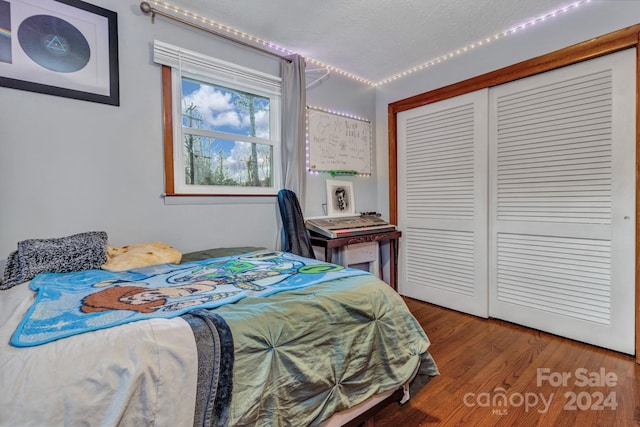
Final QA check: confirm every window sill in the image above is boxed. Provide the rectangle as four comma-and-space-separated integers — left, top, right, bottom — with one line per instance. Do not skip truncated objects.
162, 194, 276, 205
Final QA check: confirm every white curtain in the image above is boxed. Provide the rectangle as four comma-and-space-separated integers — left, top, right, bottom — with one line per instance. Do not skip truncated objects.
280, 54, 307, 207
277, 54, 307, 251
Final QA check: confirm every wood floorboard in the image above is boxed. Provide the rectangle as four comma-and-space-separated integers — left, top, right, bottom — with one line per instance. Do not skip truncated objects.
373, 297, 640, 426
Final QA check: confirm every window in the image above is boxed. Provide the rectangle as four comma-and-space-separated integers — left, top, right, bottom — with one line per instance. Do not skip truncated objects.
155, 41, 281, 196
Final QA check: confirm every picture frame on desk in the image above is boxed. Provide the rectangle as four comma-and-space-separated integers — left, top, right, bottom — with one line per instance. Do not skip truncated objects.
0, 0, 119, 106
326, 179, 355, 216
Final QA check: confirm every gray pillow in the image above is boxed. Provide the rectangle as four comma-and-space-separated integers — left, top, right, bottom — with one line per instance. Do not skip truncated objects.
0, 231, 108, 290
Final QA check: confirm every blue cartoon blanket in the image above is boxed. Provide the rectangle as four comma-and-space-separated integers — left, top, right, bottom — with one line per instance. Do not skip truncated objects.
11, 250, 368, 347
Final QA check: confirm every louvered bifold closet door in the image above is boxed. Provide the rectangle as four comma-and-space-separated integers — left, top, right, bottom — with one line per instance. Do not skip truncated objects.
397, 90, 489, 317
488, 49, 636, 354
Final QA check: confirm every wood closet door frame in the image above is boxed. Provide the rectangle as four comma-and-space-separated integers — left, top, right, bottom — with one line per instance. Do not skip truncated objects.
388, 24, 640, 361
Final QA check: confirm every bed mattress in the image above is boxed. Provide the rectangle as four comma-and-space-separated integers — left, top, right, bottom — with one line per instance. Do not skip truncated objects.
0, 249, 438, 426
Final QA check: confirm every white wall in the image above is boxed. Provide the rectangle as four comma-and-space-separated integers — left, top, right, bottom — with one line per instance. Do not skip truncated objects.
374, 1, 640, 219
0, 1, 375, 258
305, 75, 376, 217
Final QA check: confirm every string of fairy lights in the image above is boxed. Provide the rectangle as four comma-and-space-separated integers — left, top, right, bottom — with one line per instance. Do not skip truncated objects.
376, 0, 592, 85
147, 0, 592, 87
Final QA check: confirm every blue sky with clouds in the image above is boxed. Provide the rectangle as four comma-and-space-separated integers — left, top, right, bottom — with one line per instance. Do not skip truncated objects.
181, 78, 273, 182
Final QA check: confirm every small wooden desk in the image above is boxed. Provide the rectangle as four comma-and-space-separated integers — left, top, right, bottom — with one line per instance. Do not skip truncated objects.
309, 229, 402, 291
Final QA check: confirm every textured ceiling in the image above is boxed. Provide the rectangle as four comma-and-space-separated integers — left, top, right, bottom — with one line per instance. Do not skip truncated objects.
152, 0, 590, 84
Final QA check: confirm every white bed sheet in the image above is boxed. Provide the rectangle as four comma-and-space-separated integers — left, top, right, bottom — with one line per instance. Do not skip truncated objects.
0, 282, 199, 427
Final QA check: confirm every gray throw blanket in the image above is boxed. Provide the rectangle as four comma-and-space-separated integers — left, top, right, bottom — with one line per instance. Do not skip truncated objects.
182, 309, 234, 427
0, 231, 108, 290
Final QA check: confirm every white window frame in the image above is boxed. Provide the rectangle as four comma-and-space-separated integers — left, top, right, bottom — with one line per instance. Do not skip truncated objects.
154, 40, 282, 196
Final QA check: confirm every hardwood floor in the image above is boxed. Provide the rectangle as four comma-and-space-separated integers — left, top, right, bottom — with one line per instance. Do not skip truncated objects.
373, 297, 640, 426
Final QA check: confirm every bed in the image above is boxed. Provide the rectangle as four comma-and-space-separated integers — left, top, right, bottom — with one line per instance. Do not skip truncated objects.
0, 245, 438, 426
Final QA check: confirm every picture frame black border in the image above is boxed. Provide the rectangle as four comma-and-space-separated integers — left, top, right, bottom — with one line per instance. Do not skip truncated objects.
0, 0, 120, 106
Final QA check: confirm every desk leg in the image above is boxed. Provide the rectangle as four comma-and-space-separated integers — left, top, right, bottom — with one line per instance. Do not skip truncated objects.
378, 243, 383, 279
390, 238, 399, 292
325, 247, 332, 264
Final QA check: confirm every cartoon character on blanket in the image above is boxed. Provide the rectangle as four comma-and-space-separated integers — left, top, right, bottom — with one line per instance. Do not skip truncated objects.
82, 251, 300, 313
12, 250, 368, 347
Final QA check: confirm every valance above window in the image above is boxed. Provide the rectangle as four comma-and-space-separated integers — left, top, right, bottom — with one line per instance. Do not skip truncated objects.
153, 40, 282, 95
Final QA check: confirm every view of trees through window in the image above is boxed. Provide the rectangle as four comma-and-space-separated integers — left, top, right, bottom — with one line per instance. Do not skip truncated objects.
181, 77, 273, 188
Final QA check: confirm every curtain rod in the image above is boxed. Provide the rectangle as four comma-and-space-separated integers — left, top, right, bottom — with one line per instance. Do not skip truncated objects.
139, 2, 292, 62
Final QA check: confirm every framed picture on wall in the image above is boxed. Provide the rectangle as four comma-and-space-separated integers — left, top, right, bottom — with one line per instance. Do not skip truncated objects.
0, 0, 119, 105
326, 179, 355, 216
